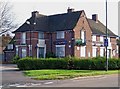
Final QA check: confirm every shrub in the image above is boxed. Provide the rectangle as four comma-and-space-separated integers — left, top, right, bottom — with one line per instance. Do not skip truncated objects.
12, 55, 20, 64
46, 52, 56, 58
17, 57, 120, 70
67, 56, 74, 70
17, 57, 68, 70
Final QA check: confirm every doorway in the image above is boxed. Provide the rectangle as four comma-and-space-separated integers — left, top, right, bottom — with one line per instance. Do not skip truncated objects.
38, 47, 45, 58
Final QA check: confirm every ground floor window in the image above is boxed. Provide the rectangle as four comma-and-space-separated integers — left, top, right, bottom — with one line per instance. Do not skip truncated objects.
100, 47, 104, 57
80, 46, 86, 57
92, 47, 97, 57
16, 46, 18, 55
22, 48, 26, 58
56, 45, 65, 57
107, 49, 111, 58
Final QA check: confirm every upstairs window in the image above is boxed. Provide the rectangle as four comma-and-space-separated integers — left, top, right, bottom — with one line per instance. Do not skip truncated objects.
38, 32, 44, 39
7, 44, 13, 49
100, 36, 104, 42
92, 35, 96, 41
21, 32, 26, 44
80, 30, 86, 43
57, 31, 64, 39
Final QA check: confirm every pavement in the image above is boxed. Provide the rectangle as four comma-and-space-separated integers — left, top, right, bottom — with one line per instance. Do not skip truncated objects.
0, 64, 120, 88
1, 64, 58, 88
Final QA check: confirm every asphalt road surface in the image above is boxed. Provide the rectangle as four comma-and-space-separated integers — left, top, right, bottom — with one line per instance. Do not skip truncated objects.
1, 64, 120, 88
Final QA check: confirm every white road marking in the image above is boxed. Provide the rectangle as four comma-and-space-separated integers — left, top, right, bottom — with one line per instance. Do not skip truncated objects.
0, 86, 2, 89
44, 82, 53, 85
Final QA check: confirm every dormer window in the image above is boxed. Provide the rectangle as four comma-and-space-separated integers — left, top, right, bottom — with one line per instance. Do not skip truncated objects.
57, 31, 64, 39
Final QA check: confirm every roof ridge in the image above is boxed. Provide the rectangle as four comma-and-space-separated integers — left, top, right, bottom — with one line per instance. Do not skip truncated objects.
48, 10, 83, 17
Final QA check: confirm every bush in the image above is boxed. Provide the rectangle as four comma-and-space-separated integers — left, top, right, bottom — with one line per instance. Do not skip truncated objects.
46, 52, 56, 58
17, 57, 120, 70
17, 57, 68, 70
12, 55, 20, 64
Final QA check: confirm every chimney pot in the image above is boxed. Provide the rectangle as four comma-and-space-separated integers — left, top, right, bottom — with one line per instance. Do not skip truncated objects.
92, 14, 98, 22
32, 11, 39, 18
67, 7, 74, 13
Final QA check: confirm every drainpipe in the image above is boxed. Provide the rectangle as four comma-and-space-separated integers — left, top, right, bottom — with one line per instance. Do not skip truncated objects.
50, 32, 52, 53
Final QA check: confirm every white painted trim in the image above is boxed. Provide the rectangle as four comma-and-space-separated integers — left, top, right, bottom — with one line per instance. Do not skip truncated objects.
92, 46, 97, 48
56, 45, 65, 47
80, 46, 86, 57
92, 46, 97, 57
100, 47, 104, 57
15, 45, 27, 47
37, 44, 46, 58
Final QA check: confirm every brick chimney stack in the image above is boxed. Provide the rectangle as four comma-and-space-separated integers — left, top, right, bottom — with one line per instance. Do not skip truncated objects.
92, 14, 98, 23
32, 11, 39, 18
67, 7, 74, 13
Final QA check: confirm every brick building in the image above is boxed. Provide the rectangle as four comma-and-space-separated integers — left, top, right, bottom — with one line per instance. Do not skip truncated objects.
12, 8, 118, 59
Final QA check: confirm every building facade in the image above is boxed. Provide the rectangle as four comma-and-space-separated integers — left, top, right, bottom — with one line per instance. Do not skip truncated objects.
13, 8, 119, 59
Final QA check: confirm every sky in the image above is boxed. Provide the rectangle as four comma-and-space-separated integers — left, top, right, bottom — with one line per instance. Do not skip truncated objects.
3, 0, 119, 35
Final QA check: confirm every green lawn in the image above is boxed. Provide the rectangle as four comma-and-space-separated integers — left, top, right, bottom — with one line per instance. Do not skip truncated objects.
24, 70, 119, 80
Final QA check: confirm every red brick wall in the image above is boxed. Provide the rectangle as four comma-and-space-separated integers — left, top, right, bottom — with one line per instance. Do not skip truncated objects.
73, 11, 92, 58
15, 31, 38, 58
15, 32, 21, 45
110, 37, 118, 58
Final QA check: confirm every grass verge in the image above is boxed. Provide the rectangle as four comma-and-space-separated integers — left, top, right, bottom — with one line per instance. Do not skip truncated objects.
24, 70, 119, 80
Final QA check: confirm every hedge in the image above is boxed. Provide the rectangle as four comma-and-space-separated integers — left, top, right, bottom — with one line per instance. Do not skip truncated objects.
17, 57, 120, 70
17, 57, 68, 70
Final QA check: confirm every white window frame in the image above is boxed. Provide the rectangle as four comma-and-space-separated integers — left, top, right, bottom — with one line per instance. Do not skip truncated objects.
100, 36, 104, 42
22, 48, 27, 58
92, 47, 97, 57
80, 46, 86, 57
92, 35, 96, 41
100, 47, 104, 57
81, 30, 85, 43
56, 45, 65, 57
7, 44, 13, 49
108, 37, 111, 47
57, 31, 64, 39
16, 46, 18, 55
21, 32, 26, 44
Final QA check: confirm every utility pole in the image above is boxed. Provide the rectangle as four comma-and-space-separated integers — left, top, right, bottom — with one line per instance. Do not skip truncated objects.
105, 0, 108, 71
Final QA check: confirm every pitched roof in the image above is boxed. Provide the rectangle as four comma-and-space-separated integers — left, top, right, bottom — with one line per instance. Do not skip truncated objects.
13, 10, 117, 37
88, 19, 116, 37
48, 11, 82, 32
13, 11, 82, 32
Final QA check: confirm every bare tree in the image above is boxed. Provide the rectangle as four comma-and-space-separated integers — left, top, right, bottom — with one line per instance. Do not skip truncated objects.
0, 1, 18, 35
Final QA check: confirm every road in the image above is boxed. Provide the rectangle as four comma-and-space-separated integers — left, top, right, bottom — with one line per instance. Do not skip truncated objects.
1, 64, 120, 88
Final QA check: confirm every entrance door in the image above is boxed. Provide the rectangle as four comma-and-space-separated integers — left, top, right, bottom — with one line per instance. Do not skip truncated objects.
38, 47, 44, 58
22, 48, 26, 58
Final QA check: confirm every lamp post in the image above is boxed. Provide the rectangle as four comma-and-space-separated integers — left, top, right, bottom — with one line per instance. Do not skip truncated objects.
105, 0, 108, 71
26, 20, 36, 57
26, 20, 32, 56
